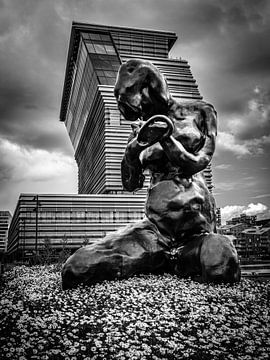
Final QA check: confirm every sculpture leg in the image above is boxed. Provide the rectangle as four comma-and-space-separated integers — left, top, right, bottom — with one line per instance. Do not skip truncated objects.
175, 234, 241, 284
200, 233, 241, 283
62, 219, 170, 290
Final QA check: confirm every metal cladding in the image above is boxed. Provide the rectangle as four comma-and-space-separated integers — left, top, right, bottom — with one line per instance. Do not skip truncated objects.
7, 194, 146, 258
0, 211, 11, 253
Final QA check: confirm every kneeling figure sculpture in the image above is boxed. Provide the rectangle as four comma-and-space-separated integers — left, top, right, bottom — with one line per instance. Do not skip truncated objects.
62, 59, 240, 289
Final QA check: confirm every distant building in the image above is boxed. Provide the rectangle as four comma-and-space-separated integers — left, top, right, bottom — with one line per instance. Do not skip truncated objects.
221, 212, 270, 264
216, 207, 221, 227
227, 213, 257, 226
236, 227, 270, 263
7, 194, 145, 260
219, 212, 270, 264
256, 213, 270, 227
219, 223, 248, 237
0, 211, 12, 253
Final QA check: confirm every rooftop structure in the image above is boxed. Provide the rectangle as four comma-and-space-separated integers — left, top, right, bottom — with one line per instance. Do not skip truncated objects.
256, 214, 270, 227
227, 213, 257, 226
219, 223, 249, 238
242, 227, 270, 236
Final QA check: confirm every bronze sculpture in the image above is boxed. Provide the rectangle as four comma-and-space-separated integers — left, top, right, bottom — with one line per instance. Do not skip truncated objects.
62, 59, 240, 290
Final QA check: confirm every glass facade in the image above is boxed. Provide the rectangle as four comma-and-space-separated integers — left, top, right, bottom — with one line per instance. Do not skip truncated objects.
0, 211, 11, 252
7, 194, 145, 259
65, 32, 121, 152
113, 34, 168, 57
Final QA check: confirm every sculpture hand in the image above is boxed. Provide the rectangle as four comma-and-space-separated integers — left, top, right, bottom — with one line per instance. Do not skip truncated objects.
137, 115, 174, 147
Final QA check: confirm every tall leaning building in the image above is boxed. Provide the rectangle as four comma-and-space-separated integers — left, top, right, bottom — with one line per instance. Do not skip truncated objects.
60, 23, 213, 195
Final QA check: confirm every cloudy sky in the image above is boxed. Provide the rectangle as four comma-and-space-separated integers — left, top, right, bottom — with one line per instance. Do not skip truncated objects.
0, 0, 269, 223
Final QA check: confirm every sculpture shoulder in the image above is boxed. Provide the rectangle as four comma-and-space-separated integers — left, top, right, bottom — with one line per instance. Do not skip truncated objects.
168, 99, 217, 138
169, 99, 217, 119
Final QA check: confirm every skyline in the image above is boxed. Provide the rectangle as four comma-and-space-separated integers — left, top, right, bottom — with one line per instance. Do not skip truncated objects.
0, 0, 269, 224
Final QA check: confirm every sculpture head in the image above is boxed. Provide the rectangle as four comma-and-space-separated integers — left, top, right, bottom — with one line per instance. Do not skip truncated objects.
114, 59, 172, 121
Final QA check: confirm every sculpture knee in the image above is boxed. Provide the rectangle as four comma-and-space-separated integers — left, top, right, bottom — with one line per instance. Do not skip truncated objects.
61, 245, 124, 290
200, 234, 241, 284
61, 219, 168, 290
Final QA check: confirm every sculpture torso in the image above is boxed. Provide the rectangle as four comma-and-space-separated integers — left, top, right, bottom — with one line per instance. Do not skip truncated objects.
140, 108, 205, 178
137, 106, 215, 241
114, 59, 217, 240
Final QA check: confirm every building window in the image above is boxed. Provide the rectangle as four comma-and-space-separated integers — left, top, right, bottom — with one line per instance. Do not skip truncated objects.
89, 33, 102, 41
85, 41, 116, 55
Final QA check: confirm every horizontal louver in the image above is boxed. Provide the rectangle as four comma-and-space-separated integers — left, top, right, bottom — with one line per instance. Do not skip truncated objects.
7, 194, 146, 257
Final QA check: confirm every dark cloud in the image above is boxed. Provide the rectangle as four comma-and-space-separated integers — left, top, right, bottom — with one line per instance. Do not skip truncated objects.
0, 108, 73, 154
146, 0, 224, 42
166, 0, 270, 128
30, 1, 69, 64
0, 0, 71, 155
230, 22, 269, 71
220, 0, 267, 27
234, 88, 270, 141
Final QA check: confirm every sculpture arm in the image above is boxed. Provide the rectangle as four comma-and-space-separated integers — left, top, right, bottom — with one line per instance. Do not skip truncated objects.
161, 102, 217, 176
121, 125, 149, 192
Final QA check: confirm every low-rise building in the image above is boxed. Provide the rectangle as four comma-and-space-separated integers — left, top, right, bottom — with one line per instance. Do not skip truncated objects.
216, 207, 221, 227
237, 227, 270, 263
227, 213, 257, 226
0, 211, 12, 254
219, 223, 248, 237
7, 193, 145, 261
219, 223, 270, 264
256, 213, 270, 227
